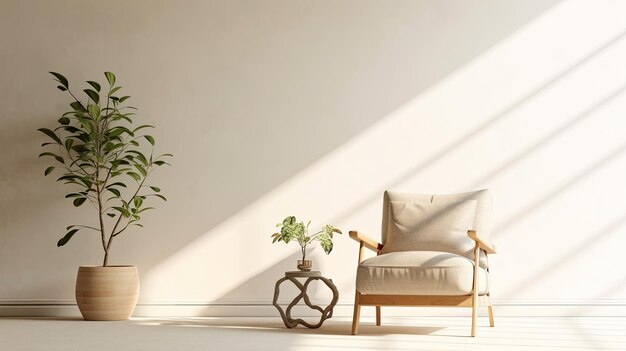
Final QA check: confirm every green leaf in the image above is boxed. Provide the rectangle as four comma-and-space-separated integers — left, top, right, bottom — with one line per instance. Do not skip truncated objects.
50, 72, 69, 89
320, 240, 333, 254
39, 152, 64, 164
107, 213, 116, 218
127, 151, 148, 165
57, 85, 67, 91
119, 96, 130, 103
87, 81, 101, 92
64, 126, 81, 133
134, 164, 147, 176
108, 86, 122, 96
87, 104, 100, 119
127, 172, 141, 181
113, 206, 131, 217
154, 194, 167, 201
106, 182, 127, 189
65, 193, 83, 198
149, 186, 161, 192
138, 207, 154, 213
73, 197, 86, 207
83, 89, 99, 104
107, 188, 121, 197
104, 142, 123, 152
57, 228, 79, 247
58, 116, 70, 125
144, 135, 155, 145
105, 72, 116, 86
57, 175, 78, 182
283, 216, 296, 226
44, 166, 54, 176
133, 197, 143, 208
70, 101, 87, 112
77, 177, 92, 189
37, 128, 61, 144
109, 126, 134, 137
133, 125, 154, 133
276, 217, 304, 245
64, 139, 74, 152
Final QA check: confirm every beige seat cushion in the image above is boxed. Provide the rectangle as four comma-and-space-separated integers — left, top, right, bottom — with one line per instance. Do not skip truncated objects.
356, 251, 489, 296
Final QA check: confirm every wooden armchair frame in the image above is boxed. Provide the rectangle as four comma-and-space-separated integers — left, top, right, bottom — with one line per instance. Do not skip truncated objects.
349, 230, 496, 337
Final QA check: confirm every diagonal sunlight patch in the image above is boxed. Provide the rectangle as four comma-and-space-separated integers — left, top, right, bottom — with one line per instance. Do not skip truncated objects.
142, 0, 626, 308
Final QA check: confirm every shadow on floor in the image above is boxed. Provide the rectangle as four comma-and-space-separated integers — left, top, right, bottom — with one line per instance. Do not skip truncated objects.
148, 318, 445, 336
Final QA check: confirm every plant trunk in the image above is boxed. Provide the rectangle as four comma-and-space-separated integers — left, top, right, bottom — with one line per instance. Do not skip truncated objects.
301, 245, 306, 261
95, 179, 108, 267
103, 235, 114, 266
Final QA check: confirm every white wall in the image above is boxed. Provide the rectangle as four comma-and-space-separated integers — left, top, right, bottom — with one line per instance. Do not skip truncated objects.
2, 0, 626, 316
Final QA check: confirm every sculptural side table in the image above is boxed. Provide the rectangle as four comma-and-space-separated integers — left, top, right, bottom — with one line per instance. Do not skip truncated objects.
272, 271, 339, 328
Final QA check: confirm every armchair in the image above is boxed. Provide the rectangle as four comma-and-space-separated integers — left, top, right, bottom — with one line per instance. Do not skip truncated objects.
350, 190, 496, 337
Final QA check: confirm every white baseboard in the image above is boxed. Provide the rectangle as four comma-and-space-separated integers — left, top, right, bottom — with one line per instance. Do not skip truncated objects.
2, 299, 626, 317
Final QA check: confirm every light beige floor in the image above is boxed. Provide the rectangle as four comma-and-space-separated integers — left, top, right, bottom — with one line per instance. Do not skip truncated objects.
1, 316, 625, 350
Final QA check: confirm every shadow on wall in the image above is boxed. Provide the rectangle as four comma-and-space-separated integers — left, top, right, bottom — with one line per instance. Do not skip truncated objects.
201, 4, 626, 308
211, 251, 305, 304
327, 28, 626, 227
109, 0, 564, 304
468, 84, 626, 195
0, 0, 562, 303
505, 212, 626, 297
494, 139, 626, 236
208, 88, 626, 308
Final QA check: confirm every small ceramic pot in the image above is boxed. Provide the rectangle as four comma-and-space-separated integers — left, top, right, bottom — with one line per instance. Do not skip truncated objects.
297, 260, 312, 271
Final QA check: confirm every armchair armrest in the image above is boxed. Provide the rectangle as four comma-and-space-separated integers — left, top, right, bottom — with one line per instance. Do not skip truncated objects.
349, 231, 383, 252
467, 230, 497, 254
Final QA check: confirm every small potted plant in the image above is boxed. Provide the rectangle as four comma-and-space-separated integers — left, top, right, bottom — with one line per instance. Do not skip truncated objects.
271, 216, 341, 271
38, 71, 172, 320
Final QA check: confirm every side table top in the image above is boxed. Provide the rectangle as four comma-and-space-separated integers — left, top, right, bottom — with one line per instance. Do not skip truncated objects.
285, 271, 322, 278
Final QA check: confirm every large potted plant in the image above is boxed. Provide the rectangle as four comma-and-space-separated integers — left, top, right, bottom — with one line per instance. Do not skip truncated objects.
38, 72, 172, 320
271, 216, 341, 271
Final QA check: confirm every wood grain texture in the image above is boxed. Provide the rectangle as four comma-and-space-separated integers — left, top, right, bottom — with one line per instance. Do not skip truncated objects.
488, 297, 495, 327
471, 242, 481, 336
272, 275, 338, 329
467, 230, 497, 254
75, 266, 139, 321
358, 294, 489, 307
349, 231, 383, 253
351, 292, 361, 335
350, 227, 496, 336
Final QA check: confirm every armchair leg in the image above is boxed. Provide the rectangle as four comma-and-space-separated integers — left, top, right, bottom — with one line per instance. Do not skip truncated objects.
351, 292, 361, 335
375, 306, 381, 326
488, 298, 495, 327
471, 299, 478, 337
471, 244, 480, 337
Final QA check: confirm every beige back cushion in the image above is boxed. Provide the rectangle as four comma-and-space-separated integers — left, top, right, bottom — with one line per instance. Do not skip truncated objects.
381, 190, 492, 268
